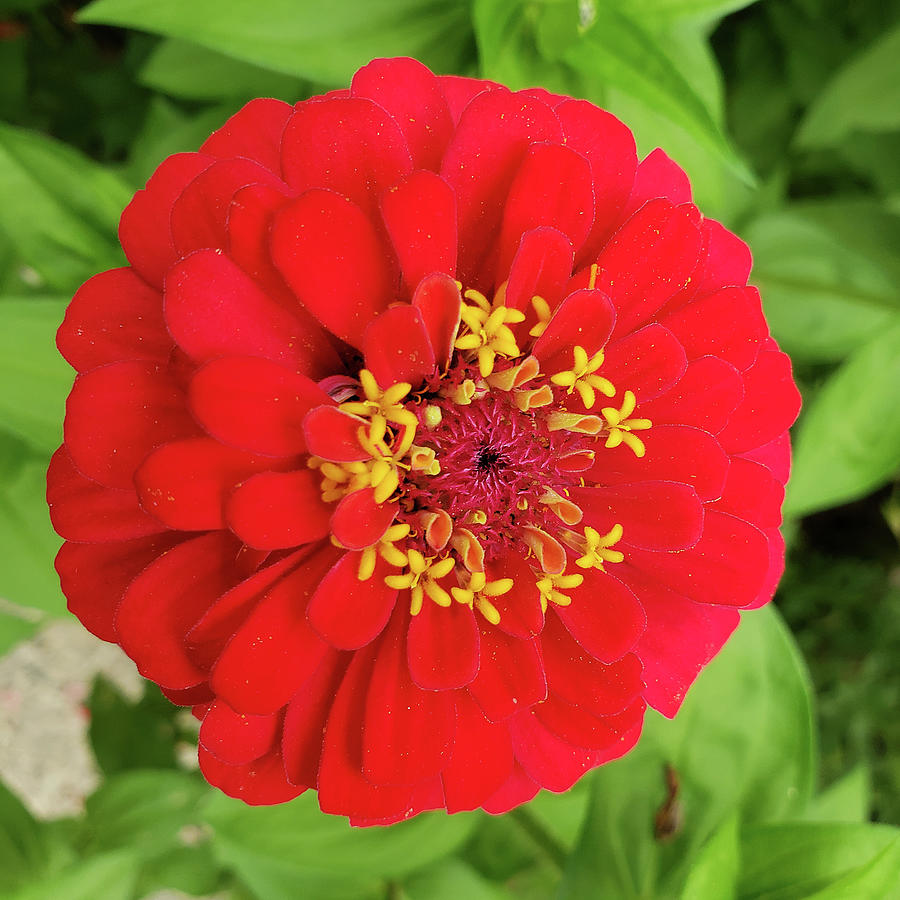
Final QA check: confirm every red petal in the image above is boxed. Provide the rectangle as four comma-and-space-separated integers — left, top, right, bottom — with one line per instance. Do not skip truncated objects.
616, 563, 739, 717
187, 548, 312, 669
362, 610, 455, 784
199, 746, 303, 805
441, 692, 515, 813
438, 74, 501, 122
190, 356, 331, 456
641, 355, 744, 434
441, 89, 562, 287
200, 98, 293, 170
363, 305, 436, 388
658, 285, 766, 372
531, 288, 615, 373
116, 532, 244, 689
712, 457, 784, 528
741, 431, 792, 485
317, 646, 414, 819
508, 711, 599, 792
48, 447, 165, 542
503, 226, 574, 313
64, 361, 198, 490
352, 58, 454, 170
227, 469, 332, 550
624, 148, 691, 217
199, 700, 280, 765
533, 693, 645, 752
586, 424, 729, 502
481, 764, 539, 814
496, 142, 594, 277
119, 153, 213, 288
135, 437, 278, 531
58, 268, 170, 372
307, 552, 398, 650
625, 509, 770, 608
302, 406, 368, 462
598, 199, 702, 340
488, 552, 544, 639
170, 158, 286, 256
165, 249, 323, 371
542, 614, 644, 717
281, 648, 349, 787
412, 273, 462, 368
553, 569, 646, 663
281, 97, 412, 217
468, 627, 546, 722
601, 323, 687, 402
691, 218, 753, 297
381, 170, 458, 296
210, 544, 338, 714
555, 100, 637, 264
407, 598, 480, 690
56, 534, 181, 642
330, 489, 398, 551
717, 350, 801, 453
271, 189, 395, 347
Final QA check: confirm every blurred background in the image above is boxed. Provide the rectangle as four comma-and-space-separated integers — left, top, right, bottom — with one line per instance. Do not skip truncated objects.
0, 1, 898, 898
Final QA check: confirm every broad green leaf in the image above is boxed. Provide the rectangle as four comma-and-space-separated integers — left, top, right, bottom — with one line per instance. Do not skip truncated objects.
805, 836, 900, 899
0, 124, 128, 292
0, 780, 50, 894
79, 770, 210, 857
738, 822, 900, 899
0, 298, 70, 453
6, 850, 139, 900
679, 814, 740, 900
139, 38, 306, 101
797, 22, 900, 148
87, 677, 180, 776
203, 791, 478, 900
560, 606, 815, 899
608, 0, 760, 23
127, 98, 238, 187
0, 452, 64, 616
79, 0, 474, 86
403, 859, 508, 900
536, 2, 751, 183
745, 210, 900, 362
802, 766, 871, 824
786, 323, 900, 517
0, 607, 41, 657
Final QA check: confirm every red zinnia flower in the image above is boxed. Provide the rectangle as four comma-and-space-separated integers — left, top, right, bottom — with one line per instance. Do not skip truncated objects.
48, 58, 800, 824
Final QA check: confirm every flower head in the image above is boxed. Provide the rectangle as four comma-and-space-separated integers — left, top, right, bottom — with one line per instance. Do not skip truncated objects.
49, 58, 800, 824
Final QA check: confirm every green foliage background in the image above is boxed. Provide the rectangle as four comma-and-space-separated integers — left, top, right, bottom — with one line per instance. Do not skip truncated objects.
0, 0, 898, 897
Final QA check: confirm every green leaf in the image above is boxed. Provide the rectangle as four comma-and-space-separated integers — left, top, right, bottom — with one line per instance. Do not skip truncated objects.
0, 298, 71, 453
79, 770, 210, 857
0, 124, 129, 292
802, 766, 872, 824
559, 605, 815, 899
607, 0, 761, 23
738, 823, 900, 899
79, 0, 475, 86
679, 814, 740, 900
0, 780, 50, 894
745, 209, 900, 363
203, 791, 478, 900
139, 38, 307, 101
87, 676, 180, 776
537, 2, 751, 183
6, 850, 139, 900
0, 451, 64, 617
797, 22, 900, 148
805, 836, 900, 899
786, 323, 900, 517
403, 859, 508, 900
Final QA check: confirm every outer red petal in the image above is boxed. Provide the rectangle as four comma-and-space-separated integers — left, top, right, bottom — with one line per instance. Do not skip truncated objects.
533, 693, 645, 753
199, 700, 280, 765
281, 97, 412, 217
210, 544, 338, 714
624, 148, 691, 217
600, 323, 687, 402
468, 627, 546, 722
712, 457, 785, 529
407, 598, 480, 691
200, 98, 294, 170
199, 746, 303, 805
352, 57, 454, 171
226, 469, 332, 550
307, 552, 398, 650
271, 189, 395, 348
116, 531, 245, 689
481, 764, 539, 814
58, 268, 171, 372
